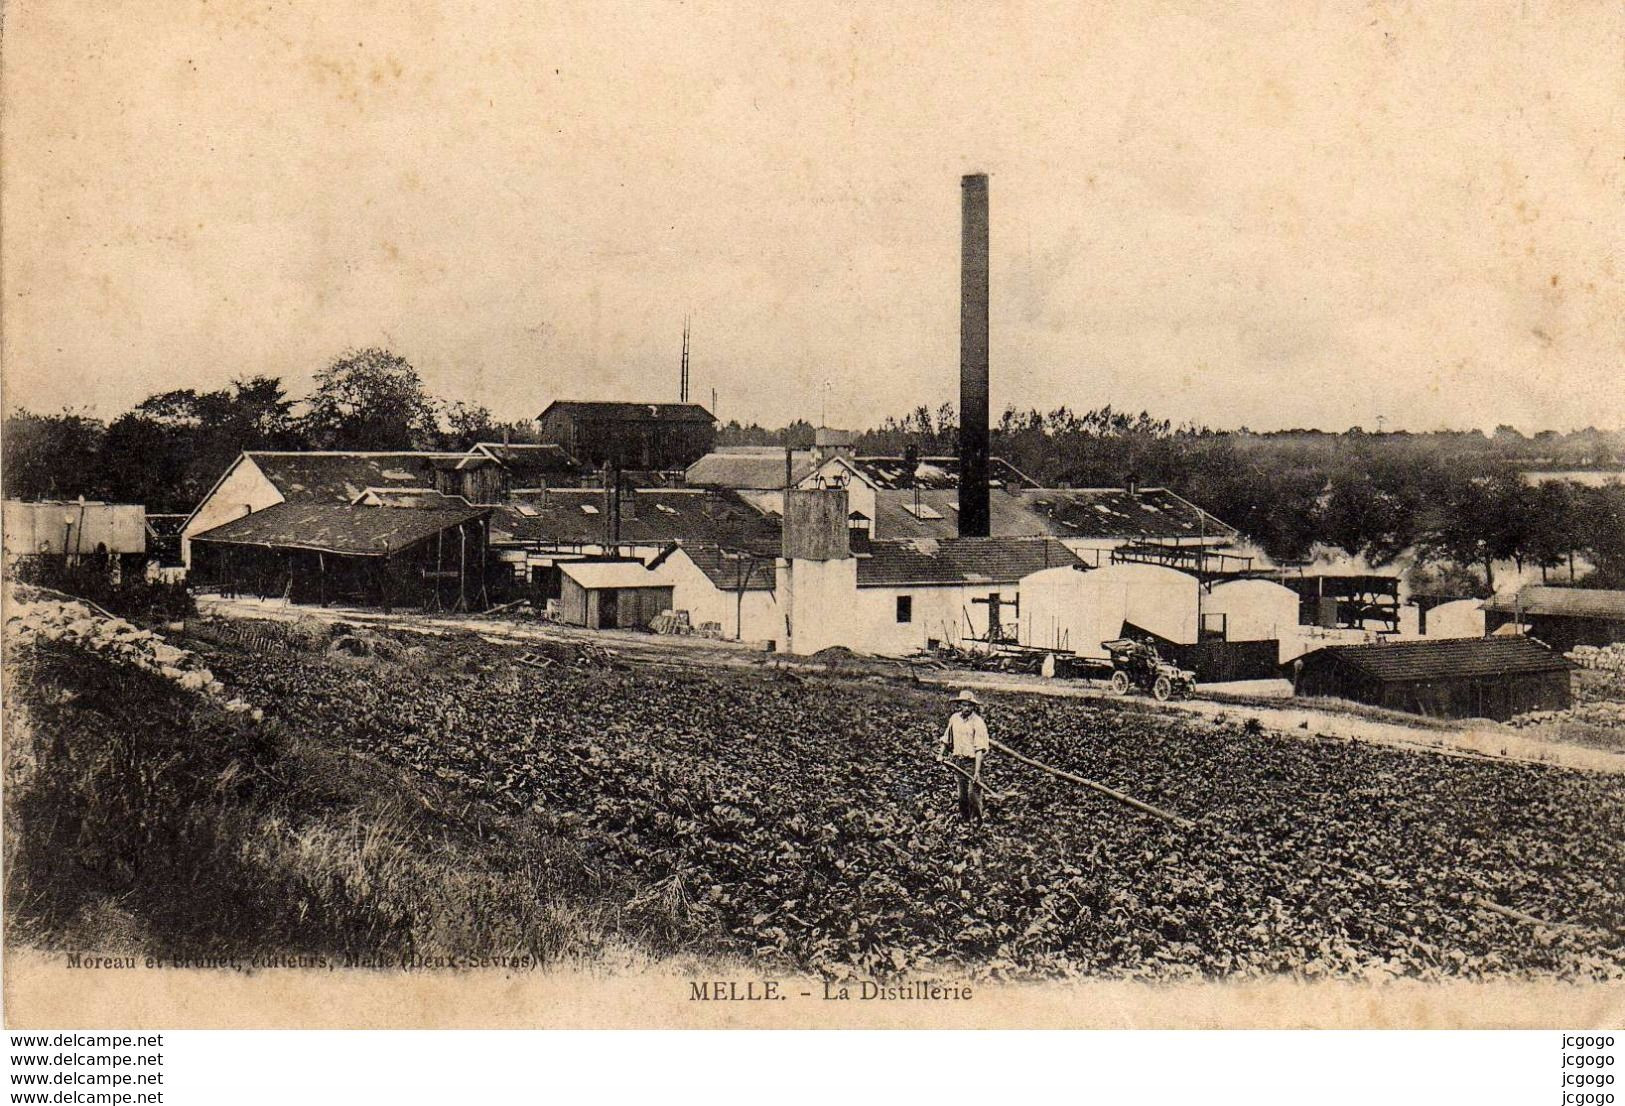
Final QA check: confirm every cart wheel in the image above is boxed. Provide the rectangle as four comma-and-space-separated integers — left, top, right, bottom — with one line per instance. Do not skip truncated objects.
1152, 675, 1172, 701
1109, 670, 1130, 695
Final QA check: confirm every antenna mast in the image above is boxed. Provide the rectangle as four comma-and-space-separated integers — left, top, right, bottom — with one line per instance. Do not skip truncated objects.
680, 315, 691, 403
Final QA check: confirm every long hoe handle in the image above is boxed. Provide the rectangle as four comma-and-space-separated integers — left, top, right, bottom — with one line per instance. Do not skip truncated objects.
988, 738, 1194, 828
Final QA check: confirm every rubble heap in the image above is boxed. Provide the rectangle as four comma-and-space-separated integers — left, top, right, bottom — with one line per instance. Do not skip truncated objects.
5, 587, 262, 721
1567, 643, 1625, 678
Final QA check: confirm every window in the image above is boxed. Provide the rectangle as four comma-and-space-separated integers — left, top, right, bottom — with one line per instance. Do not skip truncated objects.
895, 595, 913, 623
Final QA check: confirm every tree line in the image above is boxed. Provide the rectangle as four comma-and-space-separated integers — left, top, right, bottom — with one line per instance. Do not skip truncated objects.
2, 349, 536, 514
6, 353, 1622, 592
718, 404, 1625, 592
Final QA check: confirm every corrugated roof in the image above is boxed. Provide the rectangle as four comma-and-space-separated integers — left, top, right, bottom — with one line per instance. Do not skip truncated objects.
490, 488, 780, 552
191, 503, 488, 556
1014, 488, 1238, 541
561, 560, 670, 590
834, 455, 1040, 491
867, 487, 1237, 542
685, 449, 817, 489
246, 452, 461, 505
1292, 637, 1574, 682
857, 537, 1083, 587
539, 401, 715, 423
1483, 586, 1625, 621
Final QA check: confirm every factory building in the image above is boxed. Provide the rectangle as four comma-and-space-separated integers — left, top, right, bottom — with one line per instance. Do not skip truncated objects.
537, 401, 715, 470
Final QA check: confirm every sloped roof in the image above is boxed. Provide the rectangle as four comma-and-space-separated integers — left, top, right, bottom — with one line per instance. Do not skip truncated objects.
561, 560, 670, 590
831, 455, 1039, 491
867, 486, 1237, 542
246, 452, 460, 505
539, 401, 715, 423
351, 487, 472, 509
470, 442, 580, 481
1014, 488, 1238, 541
1291, 637, 1574, 682
668, 540, 777, 591
1483, 586, 1625, 621
857, 537, 1083, 588
685, 448, 816, 489
490, 488, 780, 552
190, 503, 488, 556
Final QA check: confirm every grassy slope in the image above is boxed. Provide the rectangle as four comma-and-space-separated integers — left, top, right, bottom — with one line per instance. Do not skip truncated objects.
2, 639, 693, 970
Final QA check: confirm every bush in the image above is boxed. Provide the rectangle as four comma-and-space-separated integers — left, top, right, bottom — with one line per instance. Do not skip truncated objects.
8, 554, 194, 624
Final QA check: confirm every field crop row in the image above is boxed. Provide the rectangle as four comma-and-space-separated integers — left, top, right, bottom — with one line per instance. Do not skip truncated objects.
208, 629, 1625, 981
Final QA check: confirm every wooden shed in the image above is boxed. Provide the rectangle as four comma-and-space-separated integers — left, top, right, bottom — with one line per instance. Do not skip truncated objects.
558, 561, 674, 630
1483, 587, 1625, 653
1286, 637, 1574, 721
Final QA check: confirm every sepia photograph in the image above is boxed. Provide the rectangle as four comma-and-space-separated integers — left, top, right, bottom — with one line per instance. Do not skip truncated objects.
2, 0, 1623, 1039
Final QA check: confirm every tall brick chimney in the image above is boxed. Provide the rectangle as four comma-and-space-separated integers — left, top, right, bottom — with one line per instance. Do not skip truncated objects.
959, 173, 990, 538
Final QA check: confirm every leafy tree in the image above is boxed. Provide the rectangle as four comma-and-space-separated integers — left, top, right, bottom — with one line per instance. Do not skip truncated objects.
1522, 481, 1582, 582
1414, 468, 1527, 593
1, 408, 107, 501
440, 401, 496, 450
1578, 485, 1625, 588
301, 349, 440, 451
98, 377, 304, 512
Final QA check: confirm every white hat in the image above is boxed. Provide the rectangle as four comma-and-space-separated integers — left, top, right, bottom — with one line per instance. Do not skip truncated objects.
954, 689, 981, 705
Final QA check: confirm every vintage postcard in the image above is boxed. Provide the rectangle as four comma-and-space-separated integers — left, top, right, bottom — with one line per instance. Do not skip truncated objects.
2, 1, 1622, 1030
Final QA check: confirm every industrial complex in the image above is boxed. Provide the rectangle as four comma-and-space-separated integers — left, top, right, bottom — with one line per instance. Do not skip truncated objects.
5, 175, 1614, 726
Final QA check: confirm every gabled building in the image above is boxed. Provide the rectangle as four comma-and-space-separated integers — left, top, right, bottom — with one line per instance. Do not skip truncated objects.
684, 447, 817, 492
180, 451, 466, 565
486, 486, 781, 602
489, 486, 779, 554
537, 401, 715, 470
465, 442, 580, 491
780, 533, 1083, 656
648, 541, 779, 642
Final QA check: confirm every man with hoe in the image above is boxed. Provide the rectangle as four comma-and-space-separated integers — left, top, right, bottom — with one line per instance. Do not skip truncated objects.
938, 689, 991, 820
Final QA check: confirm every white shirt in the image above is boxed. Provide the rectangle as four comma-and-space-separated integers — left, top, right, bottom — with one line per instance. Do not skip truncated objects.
943, 712, 989, 758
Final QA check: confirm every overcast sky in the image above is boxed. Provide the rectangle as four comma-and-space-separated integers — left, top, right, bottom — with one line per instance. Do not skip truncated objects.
3, 1, 1620, 433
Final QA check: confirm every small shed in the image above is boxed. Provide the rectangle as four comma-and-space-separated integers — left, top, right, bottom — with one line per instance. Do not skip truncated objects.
558, 561, 674, 630
1286, 637, 1574, 721
1483, 587, 1625, 653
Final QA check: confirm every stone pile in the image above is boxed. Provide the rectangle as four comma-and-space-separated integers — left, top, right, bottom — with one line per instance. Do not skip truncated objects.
1509, 700, 1625, 731
5, 587, 262, 721
1567, 643, 1625, 676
